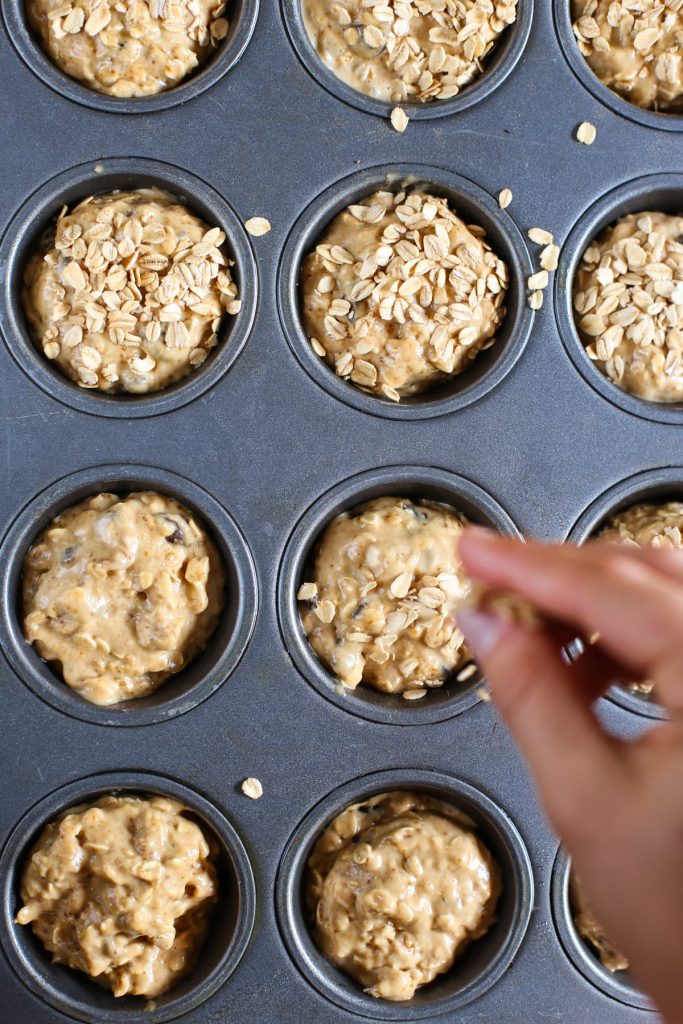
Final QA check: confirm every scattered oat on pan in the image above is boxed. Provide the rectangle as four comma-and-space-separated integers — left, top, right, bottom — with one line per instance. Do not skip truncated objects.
498, 188, 513, 209
23, 189, 240, 394
301, 0, 520, 105
245, 217, 272, 237
26, 0, 230, 98
390, 106, 409, 132
571, 0, 683, 114
241, 777, 264, 800
574, 211, 683, 402
300, 189, 508, 400
576, 121, 597, 145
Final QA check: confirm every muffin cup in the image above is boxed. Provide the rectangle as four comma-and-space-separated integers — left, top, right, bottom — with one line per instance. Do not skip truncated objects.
553, 0, 683, 132
0, 464, 258, 727
2, 0, 259, 114
276, 768, 534, 1020
550, 847, 653, 1011
0, 771, 256, 1023
567, 465, 682, 720
555, 172, 683, 426
277, 465, 520, 725
281, 0, 533, 120
0, 157, 258, 418
277, 163, 533, 420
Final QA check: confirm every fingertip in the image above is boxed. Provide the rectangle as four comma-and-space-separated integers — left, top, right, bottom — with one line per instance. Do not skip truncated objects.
458, 610, 512, 661
458, 525, 503, 567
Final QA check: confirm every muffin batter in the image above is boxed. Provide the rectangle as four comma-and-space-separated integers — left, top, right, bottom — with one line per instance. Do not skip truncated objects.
298, 497, 473, 696
301, 190, 508, 401
306, 790, 501, 1001
22, 490, 225, 705
26, 1, 230, 98
572, 1, 683, 113
23, 189, 241, 394
302, 0, 519, 104
16, 795, 218, 997
598, 499, 683, 695
574, 211, 683, 403
570, 871, 629, 973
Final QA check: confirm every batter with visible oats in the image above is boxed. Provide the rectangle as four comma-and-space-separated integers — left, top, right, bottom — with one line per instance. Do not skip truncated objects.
570, 871, 629, 973
306, 791, 501, 1001
302, 0, 518, 104
22, 491, 225, 706
572, 1, 683, 113
16, 795, 218, 997
298, 497, 473, 698
574, 211, 683, 402
26, 0, 230, 98
23, 189, 241, 395
301, 190, 507, 401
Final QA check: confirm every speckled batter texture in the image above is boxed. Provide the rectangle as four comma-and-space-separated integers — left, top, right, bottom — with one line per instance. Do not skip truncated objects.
302, 0, 518, 104
306, 791, 500, 1001
16, 795, 218, 997
22, 491, 225, 705
298, 497, 473, 698
572, 0, 683, 113
301, 190, 507, 401
574, 211, 683, 403
26, 0, 230, 98
23, 189, 241, 395
570, 871, 629, 973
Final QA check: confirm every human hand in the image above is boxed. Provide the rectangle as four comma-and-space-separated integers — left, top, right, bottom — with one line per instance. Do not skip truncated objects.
457, 529, 683, 1024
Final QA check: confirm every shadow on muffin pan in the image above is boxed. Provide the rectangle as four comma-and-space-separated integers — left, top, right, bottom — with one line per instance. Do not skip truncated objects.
2, 0, 260, 114
0, 157, 258, 419
0, 464, 258, 727
281, 0, 534, 120
277, 164, 534, 421
276, 768, 534, 1020
555, 172, 683, 426
277, 465, 520, 725
550, 847, 653, 1012
0, 771, 256, 1024
567, 465, 681, 721
553, 0, 683, 133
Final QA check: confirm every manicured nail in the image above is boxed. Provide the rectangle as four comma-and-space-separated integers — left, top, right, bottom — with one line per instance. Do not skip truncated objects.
458, 611, 508, 659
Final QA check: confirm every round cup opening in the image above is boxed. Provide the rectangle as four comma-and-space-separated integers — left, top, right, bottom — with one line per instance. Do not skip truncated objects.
556, 173, 683, 426
0, 772, 256, 1024
277, 164, 533, 420
0, 464, 258, 726
276, 768, 533, 1020
553, 0, 683, 132
281, 0, 533, 120
550, 847, 653, 1011
2, 0, 259, 114
567, 466, 681, 720
277, 465, 520, 725
0, 157, 258, 418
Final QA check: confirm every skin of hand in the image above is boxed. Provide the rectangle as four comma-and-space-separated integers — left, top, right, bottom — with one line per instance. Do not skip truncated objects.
457, 528, 683, 1024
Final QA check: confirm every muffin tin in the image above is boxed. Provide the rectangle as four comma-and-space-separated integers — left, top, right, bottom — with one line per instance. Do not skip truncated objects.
0, 2, 678, 1022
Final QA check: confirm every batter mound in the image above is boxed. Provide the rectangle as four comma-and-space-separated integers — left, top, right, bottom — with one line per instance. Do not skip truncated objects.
572, 1, 683, 113
298, 497, 473, 696
598, 499, 683, 695
302, 0, 519, 104
306, 791, 501, 1001
26, 1, 230, 98
16, 795, 218, 997
23, 189, 241, 395
574, 211, 683, 403
301, 190, 508, 401
570, 871, 629, 973
22, 491, 225, 706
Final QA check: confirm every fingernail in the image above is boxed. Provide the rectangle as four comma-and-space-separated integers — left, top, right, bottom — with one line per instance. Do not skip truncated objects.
458, 611, 508, 659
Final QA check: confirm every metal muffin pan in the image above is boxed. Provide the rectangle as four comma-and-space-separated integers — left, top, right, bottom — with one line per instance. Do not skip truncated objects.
0, 1, 678, 1021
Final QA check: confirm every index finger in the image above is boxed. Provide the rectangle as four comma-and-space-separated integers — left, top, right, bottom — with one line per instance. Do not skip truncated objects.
459, 528, 683, 710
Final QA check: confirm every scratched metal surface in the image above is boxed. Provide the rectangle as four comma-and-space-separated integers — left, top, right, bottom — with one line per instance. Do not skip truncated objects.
0, 1, 681, 1021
